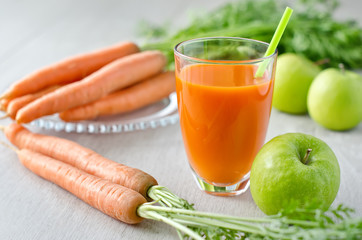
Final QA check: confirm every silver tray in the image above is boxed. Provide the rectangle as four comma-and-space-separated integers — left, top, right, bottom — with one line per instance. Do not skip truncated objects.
30, 92, 179, 134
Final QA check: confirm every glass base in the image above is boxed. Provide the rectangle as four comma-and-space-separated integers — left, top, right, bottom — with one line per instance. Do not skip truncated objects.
191, 170, 250, 196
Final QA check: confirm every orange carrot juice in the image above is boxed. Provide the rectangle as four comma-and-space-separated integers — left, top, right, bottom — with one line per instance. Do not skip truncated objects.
176, 64, 274, 186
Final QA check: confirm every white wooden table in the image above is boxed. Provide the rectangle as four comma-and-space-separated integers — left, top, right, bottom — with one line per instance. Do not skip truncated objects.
0, 0, 361, 239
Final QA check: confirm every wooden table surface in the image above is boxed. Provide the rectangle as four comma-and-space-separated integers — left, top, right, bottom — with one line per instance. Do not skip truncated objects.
0, 0, 361, 239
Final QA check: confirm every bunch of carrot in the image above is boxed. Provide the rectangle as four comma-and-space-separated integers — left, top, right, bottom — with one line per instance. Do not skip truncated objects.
0, 123, 203, 238
0, 41, 175, 123
1, 123, 151, 223
1, 123, 194, 225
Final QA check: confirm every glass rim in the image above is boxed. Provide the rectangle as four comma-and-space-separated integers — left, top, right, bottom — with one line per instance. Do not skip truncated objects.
174, 37, 278, 64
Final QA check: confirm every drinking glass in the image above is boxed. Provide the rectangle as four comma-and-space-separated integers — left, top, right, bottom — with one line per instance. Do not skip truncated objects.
174, 37, 277, 196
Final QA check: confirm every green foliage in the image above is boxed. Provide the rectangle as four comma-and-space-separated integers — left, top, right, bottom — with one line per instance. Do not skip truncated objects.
139, 0, 362, 69
144, 186, 362, 239
139, 201, 362, 240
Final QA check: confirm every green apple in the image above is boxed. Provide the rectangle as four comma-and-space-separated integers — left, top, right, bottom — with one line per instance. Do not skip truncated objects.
273, 53, 321, 114
250, 133, 340, 215
307, 67, 362, 131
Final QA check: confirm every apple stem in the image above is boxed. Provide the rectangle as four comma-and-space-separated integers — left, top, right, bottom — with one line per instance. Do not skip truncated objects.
302, 148, 312, 165
338, 63, 345, 74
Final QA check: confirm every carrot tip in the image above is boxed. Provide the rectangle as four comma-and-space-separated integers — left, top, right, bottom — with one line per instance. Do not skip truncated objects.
0, 140, 19, 153
0, 94, 8, 100
0, 114, 9, 120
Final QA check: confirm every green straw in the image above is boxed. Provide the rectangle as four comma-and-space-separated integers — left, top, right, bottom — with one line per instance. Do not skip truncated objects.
255, 7, 293, 78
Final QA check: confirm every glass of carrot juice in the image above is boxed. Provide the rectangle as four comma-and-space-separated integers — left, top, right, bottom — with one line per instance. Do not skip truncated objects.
174, 37, 277, 196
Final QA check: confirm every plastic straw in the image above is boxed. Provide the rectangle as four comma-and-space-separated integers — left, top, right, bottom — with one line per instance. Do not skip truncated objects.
255, 7, 293, 78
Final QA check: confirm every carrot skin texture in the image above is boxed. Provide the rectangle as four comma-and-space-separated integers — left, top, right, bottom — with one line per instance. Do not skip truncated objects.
59, 71, 176, 121
4, 123, 158, 198
16, 50, 167, 123
7, 85, 61, 119
17, 149, 146, 224
2, 42, 139, 100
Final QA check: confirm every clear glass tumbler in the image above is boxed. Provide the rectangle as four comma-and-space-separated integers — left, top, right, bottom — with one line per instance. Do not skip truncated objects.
174, 37, 277, 196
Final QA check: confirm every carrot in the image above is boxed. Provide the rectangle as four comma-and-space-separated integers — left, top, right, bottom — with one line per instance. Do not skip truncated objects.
11, 147, 146, 224
16, 50, 167, 123
1, 41, 139, 100
0, 98, 10, 111
59, 71, 175, 122
6, 85, 61, 119
2, 123, 158, 198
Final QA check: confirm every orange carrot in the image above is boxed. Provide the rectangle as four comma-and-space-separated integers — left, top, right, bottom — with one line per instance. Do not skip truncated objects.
59, 71, 175, 122
1, 41, 139, 100
13, 148, 146, 224
3, 123, 158, 198
6, 85, 61, 119
0, 98, 10, 111
16, 50, 167, 123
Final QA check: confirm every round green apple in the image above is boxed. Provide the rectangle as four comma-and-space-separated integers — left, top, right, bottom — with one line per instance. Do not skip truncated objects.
307, 67, 362, 131
273, 53, 321, 114
250, 133, 340, 215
